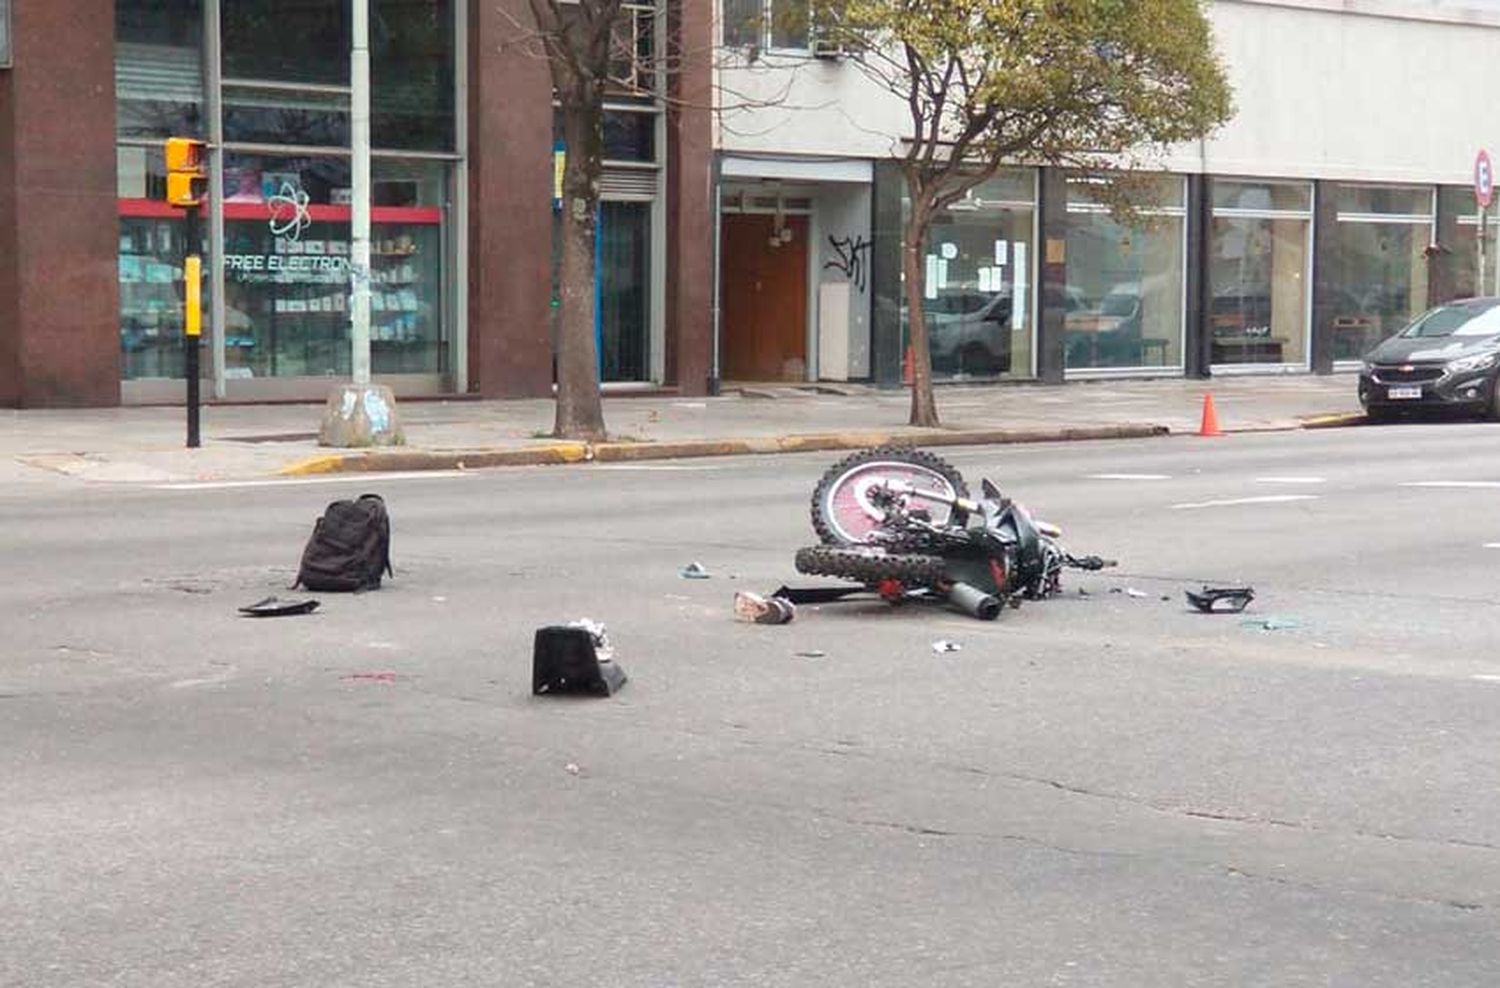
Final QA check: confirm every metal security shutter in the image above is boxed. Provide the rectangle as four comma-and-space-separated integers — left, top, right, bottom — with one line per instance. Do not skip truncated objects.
600, 168, 659, 202
116, 43, 203, 103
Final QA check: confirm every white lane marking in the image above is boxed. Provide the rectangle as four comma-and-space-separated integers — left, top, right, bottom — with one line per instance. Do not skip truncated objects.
155, 471, 476, 491
591, 464, 725, 472
1400, 481, 1500, 489
1255, 477, 1326, 485
1171, 494, 1320, 510
1483, 544, 1500, 550
1472, 675, 1500, 683
1087, 473, 1172, 481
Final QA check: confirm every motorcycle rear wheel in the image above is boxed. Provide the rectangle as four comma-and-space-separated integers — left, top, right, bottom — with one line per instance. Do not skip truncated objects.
794, 545, 948, 587
810, 446, 970, 546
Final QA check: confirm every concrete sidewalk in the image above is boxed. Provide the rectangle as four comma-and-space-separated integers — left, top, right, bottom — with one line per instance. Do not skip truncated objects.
2, 375, 1363, 484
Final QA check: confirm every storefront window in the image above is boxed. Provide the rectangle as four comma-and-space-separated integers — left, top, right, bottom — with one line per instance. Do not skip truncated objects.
119, 213, 208, 381
1208, 180, 1311, 368
1064, 174, 1186, 371
1438, 187, 1498, 301
910, 170, 1036, 380
1326, 184, 1434, 362
222, 0, 454, 151
115, 0, 204, 140
372, 0, 455, 150
224, 82, 350, 147
219, 154, 447, 379
222, 0, 349, 85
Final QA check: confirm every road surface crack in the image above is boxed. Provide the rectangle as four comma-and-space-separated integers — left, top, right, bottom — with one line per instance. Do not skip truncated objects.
1224, 866, 1488, 913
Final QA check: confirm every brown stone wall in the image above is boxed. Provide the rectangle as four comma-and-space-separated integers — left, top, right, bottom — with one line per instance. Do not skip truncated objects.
663, 0, 714, 395
0, 0, 120, 407
466, 0, 554, 398
0, 66, 19, 406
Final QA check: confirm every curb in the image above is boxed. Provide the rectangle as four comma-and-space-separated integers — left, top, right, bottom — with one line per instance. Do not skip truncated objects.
1300, 411, 1368, 429
276, 423, 1170, 476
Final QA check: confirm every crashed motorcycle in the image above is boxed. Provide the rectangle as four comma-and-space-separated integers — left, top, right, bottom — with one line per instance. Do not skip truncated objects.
791, 447, 1113, 620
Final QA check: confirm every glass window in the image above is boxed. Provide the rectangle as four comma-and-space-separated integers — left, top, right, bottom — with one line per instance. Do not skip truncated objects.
1, 0, 11, 68
1326, 185, 1434, 361
1336, 184, 1433, 218
223, 82, 350, 147
554, 110, 658, 165
770, 0, 809, 48
119, 215, 209, 380
372, 0, 455, 150
218, 155, 448, 379
1438, 187, 1498, 301
908, 171, 1036, 380
1213, 181, 1311, 213
222, 0, 349, 85
1064, 174, 1186, 371
1067, 173, 1184, 211
1209, 180, 1311, 367
600, 202, 652, 382
722, 0, 762, 46
115, 0, 204, 139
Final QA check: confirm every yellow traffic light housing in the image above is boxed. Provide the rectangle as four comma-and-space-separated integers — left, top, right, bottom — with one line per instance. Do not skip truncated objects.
163, 137, 207, 208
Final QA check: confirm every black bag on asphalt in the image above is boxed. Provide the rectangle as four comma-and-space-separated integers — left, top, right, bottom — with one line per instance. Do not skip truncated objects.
294, 493, 392, 592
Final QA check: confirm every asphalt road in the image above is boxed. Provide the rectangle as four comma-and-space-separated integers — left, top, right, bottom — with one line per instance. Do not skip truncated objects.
5, 424, 1500, 987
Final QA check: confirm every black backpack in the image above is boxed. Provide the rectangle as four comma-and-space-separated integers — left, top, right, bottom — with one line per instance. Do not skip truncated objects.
295, 494, 393, 592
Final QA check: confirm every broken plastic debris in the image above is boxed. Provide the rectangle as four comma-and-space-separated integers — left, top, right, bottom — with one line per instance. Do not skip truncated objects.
1241, 615, 1299, 632
239, 596, 319, 617
679, 562, 711, 579
565, 762, 581, 776
1186, 586, 1255, 613
795, 649, 827, 658
931, 640, 962, 654
734, 591, 796, 625
1125, 588, 1149, 599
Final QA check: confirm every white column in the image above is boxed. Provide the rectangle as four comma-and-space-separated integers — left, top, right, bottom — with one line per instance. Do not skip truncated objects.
350, 0, 372, 385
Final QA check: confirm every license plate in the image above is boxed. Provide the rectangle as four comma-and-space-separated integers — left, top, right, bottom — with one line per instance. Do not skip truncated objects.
1387, 385, 1422, 400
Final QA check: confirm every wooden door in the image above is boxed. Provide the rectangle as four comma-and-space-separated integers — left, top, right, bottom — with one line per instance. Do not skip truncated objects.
721, 214, 808, 381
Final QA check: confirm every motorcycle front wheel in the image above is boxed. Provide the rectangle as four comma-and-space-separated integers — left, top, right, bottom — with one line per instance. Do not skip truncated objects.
794, 545, 948, 587
810, 446, 970, 546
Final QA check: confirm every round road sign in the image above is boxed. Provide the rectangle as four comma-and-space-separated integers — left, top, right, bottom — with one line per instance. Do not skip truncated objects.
1477, 149, 1494, 209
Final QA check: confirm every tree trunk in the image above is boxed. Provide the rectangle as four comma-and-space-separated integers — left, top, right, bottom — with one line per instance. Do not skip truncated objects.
902, 197, 941, 428
553, 99, 608, 441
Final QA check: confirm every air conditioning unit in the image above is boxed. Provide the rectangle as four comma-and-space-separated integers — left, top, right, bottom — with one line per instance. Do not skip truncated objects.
812, 37, 846, 60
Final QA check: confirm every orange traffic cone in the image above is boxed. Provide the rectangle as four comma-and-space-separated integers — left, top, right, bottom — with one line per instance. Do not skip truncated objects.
1198, 392, 1223, 437
902, 345, 914, 386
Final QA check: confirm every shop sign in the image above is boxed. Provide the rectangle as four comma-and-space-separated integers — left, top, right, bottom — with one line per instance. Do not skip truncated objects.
0, 0, 11, 69
1476, 149, 1494, 210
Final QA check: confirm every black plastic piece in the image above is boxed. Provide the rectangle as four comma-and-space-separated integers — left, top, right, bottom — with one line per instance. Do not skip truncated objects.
1185, 586, 1255, 613
770, 585, 872, 605
239, 596, 320, 617
532, 627, 627, 697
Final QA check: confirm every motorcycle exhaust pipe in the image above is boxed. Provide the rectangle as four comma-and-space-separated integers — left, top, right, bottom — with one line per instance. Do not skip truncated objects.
947, 581, 1002, 621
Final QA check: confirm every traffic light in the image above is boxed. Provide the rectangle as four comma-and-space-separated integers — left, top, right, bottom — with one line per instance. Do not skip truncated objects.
164, 137, 207, 208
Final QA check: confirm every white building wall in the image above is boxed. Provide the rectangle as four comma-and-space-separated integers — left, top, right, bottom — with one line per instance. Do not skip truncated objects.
717, 0, 1500, 184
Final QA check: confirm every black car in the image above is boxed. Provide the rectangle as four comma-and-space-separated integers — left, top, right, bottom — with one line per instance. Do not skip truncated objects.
1358, 298, 1500, 421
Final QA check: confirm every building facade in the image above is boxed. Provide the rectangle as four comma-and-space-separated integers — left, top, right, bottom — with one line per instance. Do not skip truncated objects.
3, 0, 1499, 407
0, 0, 713, 407
713, 0, 1500, 387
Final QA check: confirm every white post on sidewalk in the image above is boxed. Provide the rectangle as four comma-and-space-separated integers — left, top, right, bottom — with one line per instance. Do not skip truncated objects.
317, 0, 404, 447
350, 0, 372, 386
